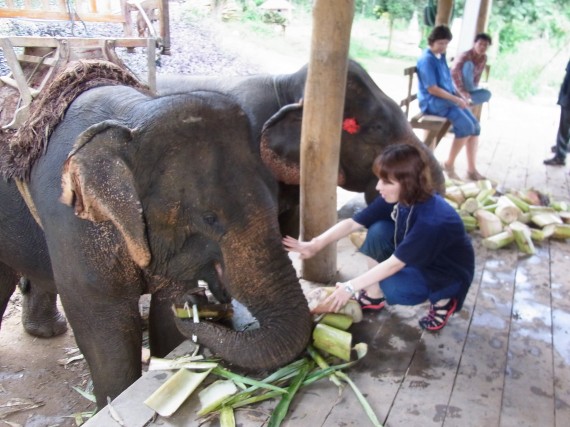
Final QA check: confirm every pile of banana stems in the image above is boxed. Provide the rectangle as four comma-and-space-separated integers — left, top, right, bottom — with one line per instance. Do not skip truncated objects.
145, 312, 382, 427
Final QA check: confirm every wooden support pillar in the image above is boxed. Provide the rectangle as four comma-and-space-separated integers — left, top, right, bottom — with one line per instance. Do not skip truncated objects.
299, 0, 354, 283
436, 0, 454, 26
160, 0, 171, 55
476, 0, 492, 34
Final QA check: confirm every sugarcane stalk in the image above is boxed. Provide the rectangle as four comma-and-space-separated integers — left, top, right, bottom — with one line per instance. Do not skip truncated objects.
475, 188, 496, 204
306, 344, 343, 387
459, 182, 481, 198
474, 209, 503, 238
312, 323, 353, 361
482, 230, 514, 250
559, 211, 570, 224
461, 198, 480, 214
482, 203, 498, 213
172, 304, 234, 320
506, 193, 530, 212
305, 287, 362, 323
445, 185, 465, 204
550, 200, 569, 212
508, 221, 536, 255
528, 205, 557, 214
461, 215, 477, 232
530, 212, 563, 228
320, 313, 353, 330
530, 225, 555, 242
551, 224, 570, 239
220, 406, 236, 427
495, 196, 522, 224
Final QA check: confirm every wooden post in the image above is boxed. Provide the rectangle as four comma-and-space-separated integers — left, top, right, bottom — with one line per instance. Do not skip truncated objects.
299, 0, 354, 283
160, 0, 171, 55
435, 0, 454, 26
476, 0, 492, 34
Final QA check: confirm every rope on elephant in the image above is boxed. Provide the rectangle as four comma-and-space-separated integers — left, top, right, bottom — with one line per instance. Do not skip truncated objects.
0, 60, 151, 181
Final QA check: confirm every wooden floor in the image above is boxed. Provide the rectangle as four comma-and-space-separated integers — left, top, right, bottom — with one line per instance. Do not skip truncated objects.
87, 93, 570, 427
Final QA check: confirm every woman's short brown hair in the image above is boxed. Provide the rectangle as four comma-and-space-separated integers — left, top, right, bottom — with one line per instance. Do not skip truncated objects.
372, 144, 435, 205
428, 25, 453, 45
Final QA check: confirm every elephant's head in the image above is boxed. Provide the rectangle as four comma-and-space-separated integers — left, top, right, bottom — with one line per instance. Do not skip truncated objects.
59, 92, 312, 371
260, 60, 445, 204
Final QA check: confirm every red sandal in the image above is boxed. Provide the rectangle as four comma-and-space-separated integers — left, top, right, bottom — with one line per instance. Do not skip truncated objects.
419, 298, 458, 331
356, 290, 386, 311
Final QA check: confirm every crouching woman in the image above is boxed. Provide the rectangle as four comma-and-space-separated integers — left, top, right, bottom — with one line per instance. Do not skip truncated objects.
283, 144, 475, 331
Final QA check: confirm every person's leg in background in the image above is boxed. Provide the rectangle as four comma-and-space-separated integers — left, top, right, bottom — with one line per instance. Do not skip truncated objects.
544, 106, 570, 166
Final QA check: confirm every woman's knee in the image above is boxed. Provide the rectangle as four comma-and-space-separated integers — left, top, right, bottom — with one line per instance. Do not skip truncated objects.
359, 221, 394, 262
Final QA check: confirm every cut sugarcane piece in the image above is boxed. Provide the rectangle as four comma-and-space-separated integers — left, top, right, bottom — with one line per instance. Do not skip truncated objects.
319, 313, 353, 330
559, 211, 570, 223
474, 209, 503, 238
528, 205, 557, 214
475, 188, 495, 204
349, 230, 367, 249
459, 182, 481, 198
445, 185, 465, 204
477, 179, 494, 190
197, 379, 239, 416
495, 196, 522, 224
517, 212, 532, 224
550, 200, 569, 212
508, 221, 536, 255
172, 303, 234, 320
551, 223, 570, 239
461, 215, 477, 232
305, 287, 363, 323
506, 193, 530, 212
220, 406, 236, 427
312, 323, 353, 361
530, 212, 563, 228
482, 230, 514, 250
530, 225, 555, 242
148, 356, 221, 371
144, 368, 213, 417
482, 203, 498, 212
461, 197, 479, 214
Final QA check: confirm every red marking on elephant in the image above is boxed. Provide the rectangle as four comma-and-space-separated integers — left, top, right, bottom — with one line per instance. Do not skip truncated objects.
342, 117, 360, 134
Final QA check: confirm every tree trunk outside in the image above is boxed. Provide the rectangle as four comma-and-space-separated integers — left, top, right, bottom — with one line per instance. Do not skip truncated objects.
300, 0, 354, 283
436, 0, 454, 26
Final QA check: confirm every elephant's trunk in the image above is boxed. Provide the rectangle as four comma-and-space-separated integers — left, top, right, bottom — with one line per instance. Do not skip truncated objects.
176, 218, 312, 371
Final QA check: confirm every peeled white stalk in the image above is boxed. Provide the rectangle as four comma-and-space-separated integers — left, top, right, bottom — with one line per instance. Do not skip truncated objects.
144, 368, 213, 417
198, 379, 238, 416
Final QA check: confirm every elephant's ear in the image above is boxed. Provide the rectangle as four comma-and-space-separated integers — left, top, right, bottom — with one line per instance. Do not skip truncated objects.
60, 120, 151, 268
260, 102, 304, 185
260, 102, 346, 186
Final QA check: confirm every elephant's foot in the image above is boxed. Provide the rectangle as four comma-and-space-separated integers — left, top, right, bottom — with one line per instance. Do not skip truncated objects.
20, 278, 68, 337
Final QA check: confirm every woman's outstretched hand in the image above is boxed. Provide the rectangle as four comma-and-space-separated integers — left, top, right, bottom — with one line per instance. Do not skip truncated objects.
323, 283, 353, 313
282, 236, 320, 260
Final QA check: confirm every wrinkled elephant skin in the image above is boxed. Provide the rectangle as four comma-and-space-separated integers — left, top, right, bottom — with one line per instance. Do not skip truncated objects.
0, 88, 311, 408
158, 60, 445, 236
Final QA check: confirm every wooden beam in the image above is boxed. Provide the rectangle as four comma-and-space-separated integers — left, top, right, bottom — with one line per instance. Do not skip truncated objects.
300, 0, 354, 283
436, 0, 454, 26
476, 0, 492, 33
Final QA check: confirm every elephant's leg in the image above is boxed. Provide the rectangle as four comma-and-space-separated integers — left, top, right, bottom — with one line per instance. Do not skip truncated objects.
60, 291, 143, 409
0, 262, 18, 329
19, 277, 68, 337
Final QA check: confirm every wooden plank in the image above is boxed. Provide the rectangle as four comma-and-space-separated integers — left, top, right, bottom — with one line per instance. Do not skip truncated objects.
549, 240, 570, 426
0, 9, 125, 22
445, 244, 519, 426
385, 238, 485, 426
501, 245, 555, 426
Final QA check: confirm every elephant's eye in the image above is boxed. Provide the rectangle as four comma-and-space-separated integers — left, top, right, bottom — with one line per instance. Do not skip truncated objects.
202, 212, 218, 226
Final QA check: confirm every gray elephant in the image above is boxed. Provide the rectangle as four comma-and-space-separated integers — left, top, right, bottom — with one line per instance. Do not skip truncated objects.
158, 59, 445, 236
0, 67, 311, 408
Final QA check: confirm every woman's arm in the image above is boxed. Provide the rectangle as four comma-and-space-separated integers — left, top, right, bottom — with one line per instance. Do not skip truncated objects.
325, 255, 406, 312
428, 85, 469, 108
282, 218, 363, 259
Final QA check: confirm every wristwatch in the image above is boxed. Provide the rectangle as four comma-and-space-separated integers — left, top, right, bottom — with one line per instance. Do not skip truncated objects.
343, 281, 355, 296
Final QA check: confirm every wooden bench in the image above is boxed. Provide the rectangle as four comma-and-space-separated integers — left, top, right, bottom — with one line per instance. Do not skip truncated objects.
400, 65, 451, 150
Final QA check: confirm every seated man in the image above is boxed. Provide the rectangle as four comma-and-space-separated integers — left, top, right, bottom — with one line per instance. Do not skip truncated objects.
451, 33, 493, 106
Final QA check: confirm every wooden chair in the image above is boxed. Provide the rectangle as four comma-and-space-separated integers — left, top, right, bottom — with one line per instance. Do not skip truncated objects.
400, 66, 451, 150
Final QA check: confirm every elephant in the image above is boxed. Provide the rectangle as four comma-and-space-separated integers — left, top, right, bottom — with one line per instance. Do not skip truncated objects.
157, 59, 445, 236
0, 83, 312, 409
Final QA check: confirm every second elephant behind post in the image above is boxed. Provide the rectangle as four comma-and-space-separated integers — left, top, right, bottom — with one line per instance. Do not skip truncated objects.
157, 59, 445, 236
